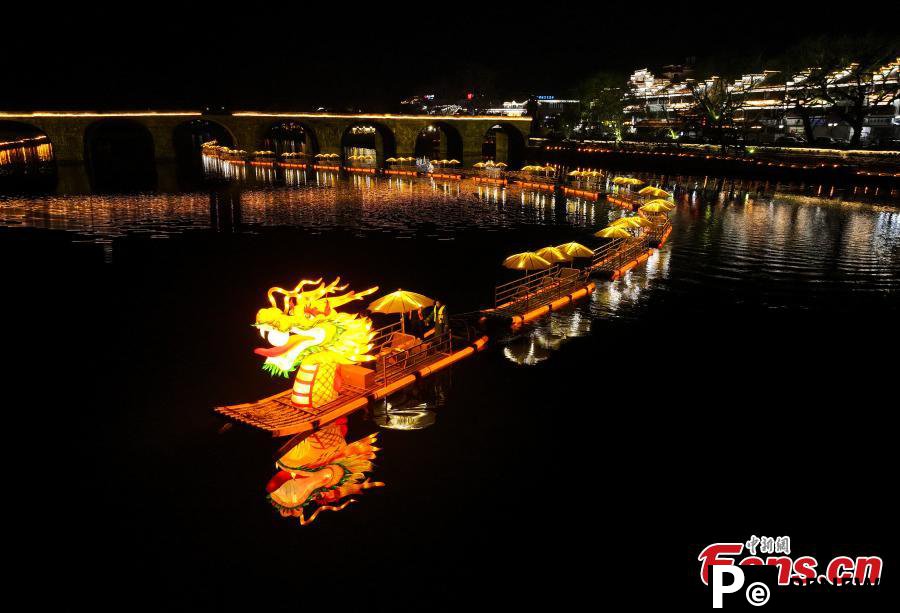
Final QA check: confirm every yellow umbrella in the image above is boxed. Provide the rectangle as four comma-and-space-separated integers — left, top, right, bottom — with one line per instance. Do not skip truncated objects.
568, 170, 582, 177
534, 246, 572, 263
473, 162, 487, 168
385, 157, 398, 163
595, 226, 633, 239
611, 176, 630, 185
627, 177, 645, 186
503, 251, 552, 271
495, 162, 508, 168
644, 198, 675, 208
448, 159, 460, 165
640, 202, 674, 214
638, 186, 672, 198
610, 216, 652, 228
556, 242, 594, 258
369, 289, 435, 334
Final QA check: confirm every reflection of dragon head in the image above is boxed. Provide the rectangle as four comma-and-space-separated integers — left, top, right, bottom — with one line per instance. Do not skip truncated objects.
254, 278, 379, 378
265, 418, 384, 525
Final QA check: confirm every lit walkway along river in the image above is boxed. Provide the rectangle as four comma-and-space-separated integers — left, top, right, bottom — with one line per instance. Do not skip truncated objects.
2, 168, 899, 588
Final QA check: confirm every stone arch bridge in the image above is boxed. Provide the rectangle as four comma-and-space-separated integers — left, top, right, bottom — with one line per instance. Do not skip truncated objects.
1, 111, 531, 189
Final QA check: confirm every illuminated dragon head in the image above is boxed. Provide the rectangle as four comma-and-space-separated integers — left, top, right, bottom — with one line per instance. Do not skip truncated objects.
254, 278, 379, 377
265, 419, 384, 525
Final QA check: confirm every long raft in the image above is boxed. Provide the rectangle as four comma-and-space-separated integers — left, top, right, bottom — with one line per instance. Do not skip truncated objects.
217, 334, 488, 437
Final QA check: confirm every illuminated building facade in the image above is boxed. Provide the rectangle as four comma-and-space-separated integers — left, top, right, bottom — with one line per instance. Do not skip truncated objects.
624, 60, 900, 144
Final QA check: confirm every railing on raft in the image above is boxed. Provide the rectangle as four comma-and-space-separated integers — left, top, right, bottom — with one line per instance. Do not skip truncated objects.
493, 265, 590, 314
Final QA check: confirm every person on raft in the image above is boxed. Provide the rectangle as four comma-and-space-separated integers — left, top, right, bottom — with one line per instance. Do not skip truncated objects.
428, 300, 447, 337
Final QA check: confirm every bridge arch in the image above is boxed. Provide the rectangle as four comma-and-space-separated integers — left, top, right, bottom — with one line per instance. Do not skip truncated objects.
414, 122, 463, 163
340, 122, 396, 167
173, 119, 235, 185
262, 121, 319, 157
0, 120, 56, 190
84, 118, 157, 191
483, 123, 526, 169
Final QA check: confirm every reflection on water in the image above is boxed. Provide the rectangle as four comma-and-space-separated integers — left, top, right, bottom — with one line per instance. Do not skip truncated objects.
3, 171, 899, 310
373, 404, 437, 430
591, 248, 672, 318
267, 418, 384, 525
0, 177, 606, 251
503, 308, 594, 365
371, 374, 448, 429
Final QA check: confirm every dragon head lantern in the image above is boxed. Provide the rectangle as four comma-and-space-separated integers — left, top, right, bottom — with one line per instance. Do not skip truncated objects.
254, 278, 378, 408
266, 418, 384, 525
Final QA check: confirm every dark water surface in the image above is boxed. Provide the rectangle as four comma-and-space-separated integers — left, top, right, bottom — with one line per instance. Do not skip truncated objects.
4, 172, 898, 606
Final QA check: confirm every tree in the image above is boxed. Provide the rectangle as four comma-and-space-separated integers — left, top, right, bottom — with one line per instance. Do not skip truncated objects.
576, 72, 626, 141
687, 76, 762, 150
773, 35, 900, 146
816, 60, 898, 147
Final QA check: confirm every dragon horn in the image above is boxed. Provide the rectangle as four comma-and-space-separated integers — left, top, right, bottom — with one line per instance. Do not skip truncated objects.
328, 285, 379, 309
267, 278, 322, 309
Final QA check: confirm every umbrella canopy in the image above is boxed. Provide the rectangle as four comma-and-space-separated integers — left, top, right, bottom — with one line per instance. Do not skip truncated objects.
556, 242, 594, 258
503, 252, 552, 270
448, 159, 460, 165
638, 186, 672, 198
369, 290, 435, 314
473, 162, 487, 168
595, 226, 633, 239
644, 198, 675, 208
385, 157, 398, 163
611, 176, 632, 185
534, 246, 572, 263
495, 162, 508, 168
568, 170, 582, 177
640, 202, 675, 214
627, 177, 645, 186
610, 216, 652, 228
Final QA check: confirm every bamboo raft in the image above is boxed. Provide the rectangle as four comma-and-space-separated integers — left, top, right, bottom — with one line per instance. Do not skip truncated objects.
216, 335, 488, 437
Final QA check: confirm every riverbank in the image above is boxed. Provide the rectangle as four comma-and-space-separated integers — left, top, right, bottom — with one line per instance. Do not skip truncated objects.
538, 141, 900, 188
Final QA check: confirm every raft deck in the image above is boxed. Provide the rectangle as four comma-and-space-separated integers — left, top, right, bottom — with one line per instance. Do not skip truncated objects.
216, 328, 488, 437
485, 265, 596, 325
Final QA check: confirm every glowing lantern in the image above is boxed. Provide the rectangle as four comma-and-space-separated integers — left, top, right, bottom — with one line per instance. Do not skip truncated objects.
254, 278, 379, 410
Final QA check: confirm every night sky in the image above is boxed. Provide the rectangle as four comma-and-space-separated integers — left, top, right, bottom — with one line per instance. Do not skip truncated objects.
4, 3, 896, 111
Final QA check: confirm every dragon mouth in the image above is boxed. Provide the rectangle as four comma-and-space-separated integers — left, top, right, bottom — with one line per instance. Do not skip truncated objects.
254, 330, 317, 357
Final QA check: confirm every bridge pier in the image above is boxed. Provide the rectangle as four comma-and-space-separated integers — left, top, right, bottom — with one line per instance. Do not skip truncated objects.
56, 162, 92, 194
